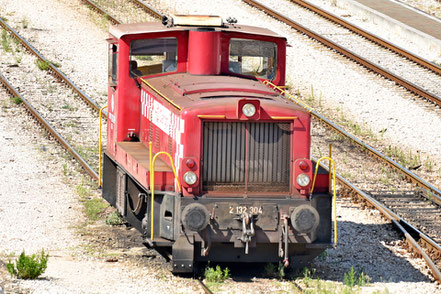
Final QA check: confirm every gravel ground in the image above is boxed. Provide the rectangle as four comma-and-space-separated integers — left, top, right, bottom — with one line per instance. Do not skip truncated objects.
307, 0, 441, 64
0, 87, 203, 293
389, 0, 441, 21
0, 0, 440, 292
1, 88, 439, 293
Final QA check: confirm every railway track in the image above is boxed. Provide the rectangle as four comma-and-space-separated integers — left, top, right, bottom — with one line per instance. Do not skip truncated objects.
0, 18, 103, 178
79, 0, 441, 282
81, 0, 160, 24
198, 279, 213, 294
0, 18, 104, 115
0, 73, 98, 180
243, 0, 441, 108
1, 0, 439, 284
329, 164, 441, 281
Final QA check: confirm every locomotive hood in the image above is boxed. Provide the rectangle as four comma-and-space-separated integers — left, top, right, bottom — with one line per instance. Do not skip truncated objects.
140, 73, 306, 114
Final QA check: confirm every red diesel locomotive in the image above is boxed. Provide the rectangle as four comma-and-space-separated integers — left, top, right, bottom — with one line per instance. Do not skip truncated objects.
102, 15, 333, 273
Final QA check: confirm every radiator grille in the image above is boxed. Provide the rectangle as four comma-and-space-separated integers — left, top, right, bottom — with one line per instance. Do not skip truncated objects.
202, 122, 291, 193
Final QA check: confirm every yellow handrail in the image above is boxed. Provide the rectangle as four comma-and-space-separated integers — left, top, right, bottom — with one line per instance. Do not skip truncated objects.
98, 105, 108, 188
263, 80, 314, 112
149, 141, 181, 240
311, 156, 337, 246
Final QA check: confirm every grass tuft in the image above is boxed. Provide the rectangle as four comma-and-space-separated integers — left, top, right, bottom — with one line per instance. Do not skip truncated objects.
35, 59, 50, 71
105, 211, 125, 226
83, 198, 108, 221
10, 96, 23, 105
7, 250, 48, 279
204, 264, 230, 283
1, 30, 12, 52
344, 266, 370, 287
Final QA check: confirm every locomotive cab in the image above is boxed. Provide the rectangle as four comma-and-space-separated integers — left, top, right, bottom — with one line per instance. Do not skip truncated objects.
103, 15, 333, 273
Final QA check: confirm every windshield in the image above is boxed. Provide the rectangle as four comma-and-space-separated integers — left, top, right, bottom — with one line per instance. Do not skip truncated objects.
229, 38, 277, 80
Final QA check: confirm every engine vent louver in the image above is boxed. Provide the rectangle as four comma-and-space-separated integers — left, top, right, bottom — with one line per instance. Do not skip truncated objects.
202, 122, 291, 193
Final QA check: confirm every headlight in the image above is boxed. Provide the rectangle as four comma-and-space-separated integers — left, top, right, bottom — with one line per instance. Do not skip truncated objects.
183, 171, 198, 185
296, 173, 310, 187
242, 103, 256, 117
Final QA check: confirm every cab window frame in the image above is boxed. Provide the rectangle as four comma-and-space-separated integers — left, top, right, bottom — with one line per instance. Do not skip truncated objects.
129, 37, 179, 78
227, 37, 278, 81
108, 43, 118, 86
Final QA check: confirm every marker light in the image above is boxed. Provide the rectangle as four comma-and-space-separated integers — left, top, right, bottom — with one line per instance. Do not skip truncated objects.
186, 159, 196, 168
184, 171, 198, 185
296, 173, 311, 187
242, 103, 256, 117
299, 161, 308, 171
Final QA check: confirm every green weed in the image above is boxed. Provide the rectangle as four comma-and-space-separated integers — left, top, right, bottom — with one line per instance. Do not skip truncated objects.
62, 104, 75, 111
62, 163, 69, 176
75, 184, 90, 198
204, 265, 230, 283
10, 96, 22, 105
6, 250, 48, 279
105, 211, 125, 226
264, 262, 286, 279
343, 266, 370, 287
1, 30, 12, 52
385, 146, 421, 168
83, 198, 108, 221
424, 158, 433, 172
35, 59, 50, 70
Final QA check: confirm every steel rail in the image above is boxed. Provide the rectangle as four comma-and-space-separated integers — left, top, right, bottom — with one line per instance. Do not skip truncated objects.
242, 0, 441, 107
0, 73, 99, 180
338, 172, 441, 282
0, 17, 106, 117
197, 279, 213, 294
129, 0, 165, 20
288, 0, 441, 76
264, 81, 441, 206
313, 158, 441, 282
81, 0, 122, 25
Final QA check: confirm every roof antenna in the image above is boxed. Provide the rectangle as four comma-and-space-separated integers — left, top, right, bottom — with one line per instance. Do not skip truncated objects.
226, 17, 237, 24
162, 15, 170, 26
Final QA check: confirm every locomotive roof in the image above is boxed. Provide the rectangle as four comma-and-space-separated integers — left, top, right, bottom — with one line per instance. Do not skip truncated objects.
140, 73, 304, 112
110, 22, 286, 40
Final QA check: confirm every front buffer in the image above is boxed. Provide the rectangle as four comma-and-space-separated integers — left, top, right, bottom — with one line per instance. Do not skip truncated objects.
171, 195, 332, 273
103, 155, 332, 273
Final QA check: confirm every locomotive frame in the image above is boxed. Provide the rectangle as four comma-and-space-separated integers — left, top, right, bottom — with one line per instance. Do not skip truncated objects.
101, 15, 335, 273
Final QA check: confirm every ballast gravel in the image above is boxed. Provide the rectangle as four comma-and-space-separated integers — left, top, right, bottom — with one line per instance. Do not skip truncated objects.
0, 88, 202, 293
0, 0, 440, 292
1, 90, 439, 294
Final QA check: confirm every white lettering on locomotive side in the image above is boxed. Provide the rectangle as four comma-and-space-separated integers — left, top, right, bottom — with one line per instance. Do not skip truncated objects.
140, 89, 180, 141
108, 93, 116, 124
108, 112, 116, 124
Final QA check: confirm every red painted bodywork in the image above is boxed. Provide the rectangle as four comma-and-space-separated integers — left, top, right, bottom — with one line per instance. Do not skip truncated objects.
188, 30, 221, 75
106, 21, 328, 198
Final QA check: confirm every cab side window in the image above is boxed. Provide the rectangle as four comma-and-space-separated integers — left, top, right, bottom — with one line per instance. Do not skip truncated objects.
108, 44, 118, 85
229, 38, 277, 80
129, 38, 178, 77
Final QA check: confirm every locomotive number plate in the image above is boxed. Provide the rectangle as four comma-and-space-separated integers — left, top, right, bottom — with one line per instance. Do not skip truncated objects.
229, 205, 263, 215
215, 203, 278, 231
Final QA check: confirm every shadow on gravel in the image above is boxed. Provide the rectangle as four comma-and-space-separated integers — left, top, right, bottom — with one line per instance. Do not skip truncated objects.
308, 220, 433, 284
188, 220, 433, 284
81, 217, 432, 284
